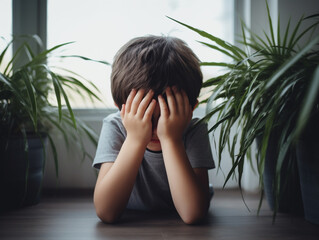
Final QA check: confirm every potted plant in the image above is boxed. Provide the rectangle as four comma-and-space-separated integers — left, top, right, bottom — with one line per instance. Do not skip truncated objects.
168, 3, 319, 224
0, 35, 109, 211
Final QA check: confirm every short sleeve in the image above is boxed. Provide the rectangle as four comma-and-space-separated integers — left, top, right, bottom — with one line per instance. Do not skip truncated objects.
184, 119, 215, 169
92, 112, 126, 169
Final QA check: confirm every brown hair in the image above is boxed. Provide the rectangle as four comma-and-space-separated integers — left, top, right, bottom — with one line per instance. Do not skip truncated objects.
111, 35, 203, 108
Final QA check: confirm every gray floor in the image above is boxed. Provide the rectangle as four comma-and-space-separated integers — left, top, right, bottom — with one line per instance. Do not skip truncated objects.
0, 189, 318, 240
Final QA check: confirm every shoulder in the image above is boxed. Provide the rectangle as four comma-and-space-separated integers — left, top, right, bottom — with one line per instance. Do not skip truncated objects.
185, 118, 208, 137
183, 118, 215, 169
103, 111, 124, 127
101, 111, 126, 137
103, 111, 122, 124
183, 117, 210, 146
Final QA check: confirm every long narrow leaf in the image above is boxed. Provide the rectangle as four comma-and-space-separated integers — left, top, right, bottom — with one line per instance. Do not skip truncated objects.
291, 21, 319, 50
167, 16, 246, 59
48, 70, 63, 122
60, 55, 110, 65
47, 134, 59, 177
266, 1, 276, 48
294, 65, 319, 138
287, 16, 303, 51
265, 35, 319, 89
59, 84, 77, 128
277, 13, 281, 54
201, 62, 237, 68
282, 18, 291, 55
21, 70, 38, 130
198, 41, 241, 61
0, 40, 13, 66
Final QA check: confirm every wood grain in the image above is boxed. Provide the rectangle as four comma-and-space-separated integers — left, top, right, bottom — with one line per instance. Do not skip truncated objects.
0, 189, 318, 240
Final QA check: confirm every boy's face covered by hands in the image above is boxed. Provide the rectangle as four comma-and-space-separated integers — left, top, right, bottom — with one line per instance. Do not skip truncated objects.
120, 87, 193, 152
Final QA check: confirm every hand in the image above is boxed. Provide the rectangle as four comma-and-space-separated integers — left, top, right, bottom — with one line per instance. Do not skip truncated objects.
157, 87, 192, 143
121, 89, 156, 148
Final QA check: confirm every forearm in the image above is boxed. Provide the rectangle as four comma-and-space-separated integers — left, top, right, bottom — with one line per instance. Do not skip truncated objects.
94, 138, 145, 223
161, 140, 209, 224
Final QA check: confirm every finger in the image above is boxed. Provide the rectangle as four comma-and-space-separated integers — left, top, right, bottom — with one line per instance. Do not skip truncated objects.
137, 90, 154, 117
165, 87, 177, 114
125, 89, 136, 113
158, 95, 169, 118
144, 99, 156, 121
131, 89, 145, 114
172, 86, 184, 114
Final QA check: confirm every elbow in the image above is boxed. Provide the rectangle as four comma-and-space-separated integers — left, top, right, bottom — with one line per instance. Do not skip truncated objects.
94, 191, 122, 224
180, 206, 209, 225
179, 201, 210, 225
94, 197, 122, 224
95, 207, 121, 224
181, 211, 207, 225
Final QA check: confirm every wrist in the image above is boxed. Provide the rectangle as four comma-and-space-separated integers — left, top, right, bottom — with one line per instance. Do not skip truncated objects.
125, 135, 148, 151
160, 137, 184, 150
158, 132, 183, 144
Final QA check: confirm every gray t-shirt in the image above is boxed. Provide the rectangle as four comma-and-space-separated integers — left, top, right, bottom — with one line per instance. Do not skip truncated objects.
93, 111, 215, 210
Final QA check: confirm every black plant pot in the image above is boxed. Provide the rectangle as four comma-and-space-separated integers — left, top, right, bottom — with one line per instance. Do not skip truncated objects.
258, 135, 304, 215
0, 135, 47, 212
296, 140, 319, 224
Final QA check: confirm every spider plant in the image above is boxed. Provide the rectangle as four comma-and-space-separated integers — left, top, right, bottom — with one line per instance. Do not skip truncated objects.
0, 35, 109, 176
168, 2, 319, 218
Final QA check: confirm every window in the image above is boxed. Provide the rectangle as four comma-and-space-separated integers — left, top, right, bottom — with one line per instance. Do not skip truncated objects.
0, 0, 12, 73
48, 0, 234, 108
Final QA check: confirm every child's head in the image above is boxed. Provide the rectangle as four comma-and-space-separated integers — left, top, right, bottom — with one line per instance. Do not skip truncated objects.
111, 35, 202, 108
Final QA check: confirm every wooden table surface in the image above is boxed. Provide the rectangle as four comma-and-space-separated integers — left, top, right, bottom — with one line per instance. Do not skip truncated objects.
0, 189, 318, 240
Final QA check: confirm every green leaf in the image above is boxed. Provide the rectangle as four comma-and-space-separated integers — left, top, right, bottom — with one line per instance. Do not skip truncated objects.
167, 16, 245, 59
3, 42, 26, 75
202, 73, 229, 88
47, 134, 59, 177
277, 13, 281, 54
0, 39, 13, 66
57, 75, 101, 102
266, 1, 276, 48
265, 34, 319, 89
201, 62, 237, 68
44, 113, 70, 148
48, 70, 63, 122
291, 21, 319, 50
287, 16, 303, 51
198, 41, 241, 61
60, 55, 110, 65
294, 65, 319, 138
1, 35, 109, 183
282, 18, 291, 55
21, 70, 38, 130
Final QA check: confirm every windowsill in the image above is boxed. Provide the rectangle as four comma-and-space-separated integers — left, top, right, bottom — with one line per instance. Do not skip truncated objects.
72, 108, 118, 121
71, 106, 206, 120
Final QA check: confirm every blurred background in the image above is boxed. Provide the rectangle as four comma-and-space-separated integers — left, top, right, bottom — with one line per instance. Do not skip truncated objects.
1, 0, 318, 192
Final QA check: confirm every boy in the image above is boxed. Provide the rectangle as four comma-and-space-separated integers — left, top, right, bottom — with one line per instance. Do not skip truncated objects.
93, 36, 215, 224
